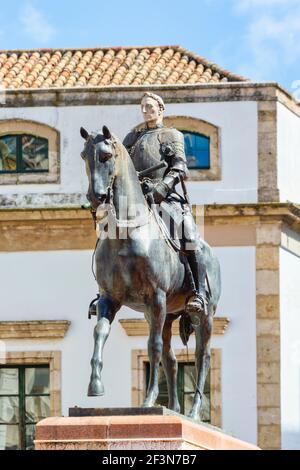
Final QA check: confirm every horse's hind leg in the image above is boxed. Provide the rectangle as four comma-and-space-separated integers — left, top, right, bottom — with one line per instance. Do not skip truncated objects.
162, 313, 181, 413
188, 306, 214, 420
142, 289, 166, 408
87, 295, 120, 396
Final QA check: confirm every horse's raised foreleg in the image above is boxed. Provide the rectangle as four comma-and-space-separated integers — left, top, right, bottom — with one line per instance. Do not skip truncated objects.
142, 289, 166, 408
162, 313, 181, 413
188, 308, 213, 420
87, 295, 120, 396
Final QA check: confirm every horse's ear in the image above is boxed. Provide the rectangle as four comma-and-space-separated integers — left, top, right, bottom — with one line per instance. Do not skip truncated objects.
102, 126, 111, 140
80, 127, 89, 140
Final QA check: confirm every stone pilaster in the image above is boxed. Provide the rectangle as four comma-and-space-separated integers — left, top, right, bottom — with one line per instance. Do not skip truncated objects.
258, 102, 279, 202
256, 222, 281, 449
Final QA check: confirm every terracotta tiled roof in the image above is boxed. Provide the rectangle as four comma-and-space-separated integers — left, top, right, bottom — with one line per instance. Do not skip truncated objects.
0, 45, 247, 90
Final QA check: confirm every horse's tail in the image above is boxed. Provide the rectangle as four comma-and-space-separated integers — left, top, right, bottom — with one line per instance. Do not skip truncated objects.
179, 312, 194, 346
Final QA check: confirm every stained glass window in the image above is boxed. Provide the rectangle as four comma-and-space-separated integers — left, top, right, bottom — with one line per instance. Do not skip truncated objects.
183, 132, 210, 170
145, 362, 210, 422
0, 135, 48, 173
0, 366, 50, 450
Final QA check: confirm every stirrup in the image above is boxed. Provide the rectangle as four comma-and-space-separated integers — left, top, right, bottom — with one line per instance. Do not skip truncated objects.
88, 295, 100, 319
185, 293, 208, 316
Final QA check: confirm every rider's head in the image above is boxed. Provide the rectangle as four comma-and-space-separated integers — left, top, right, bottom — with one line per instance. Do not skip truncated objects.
141, 92, 165, 128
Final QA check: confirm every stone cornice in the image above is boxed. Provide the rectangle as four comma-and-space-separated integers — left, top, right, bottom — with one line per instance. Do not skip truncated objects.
0, 82, 299, 117
202, 203, 300, 232
1, 202, 300, 223
0, 320, 71, 339
1, 203, 300, 252
120, 317, 230, 336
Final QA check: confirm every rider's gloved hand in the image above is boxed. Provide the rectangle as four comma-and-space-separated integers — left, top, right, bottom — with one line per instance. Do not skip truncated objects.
153, 181, 169, 204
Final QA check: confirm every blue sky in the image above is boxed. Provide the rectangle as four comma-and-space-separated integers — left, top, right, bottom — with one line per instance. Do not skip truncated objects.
1, 0, 300, 93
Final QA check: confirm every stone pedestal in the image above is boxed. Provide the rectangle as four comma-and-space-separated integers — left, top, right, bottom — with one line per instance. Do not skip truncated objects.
35, 409, 259, 450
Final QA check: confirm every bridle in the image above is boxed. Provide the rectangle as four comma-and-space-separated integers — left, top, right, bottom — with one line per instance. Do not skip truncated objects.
89, 136, 152, 231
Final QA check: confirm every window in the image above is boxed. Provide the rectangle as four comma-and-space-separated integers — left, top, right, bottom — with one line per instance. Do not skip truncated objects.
182, 132, 210, 170
0, 120, 60, 185
163, 116, 221, 181
0, 366, 50, 450
0, 135, 49, 174
145, 362, 210, 422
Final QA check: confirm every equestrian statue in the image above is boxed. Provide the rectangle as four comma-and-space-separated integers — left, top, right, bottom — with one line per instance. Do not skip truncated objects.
80, 92, 221, 420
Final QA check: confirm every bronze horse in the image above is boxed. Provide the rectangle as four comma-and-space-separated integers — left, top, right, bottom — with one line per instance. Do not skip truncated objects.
80, 125, 221, 420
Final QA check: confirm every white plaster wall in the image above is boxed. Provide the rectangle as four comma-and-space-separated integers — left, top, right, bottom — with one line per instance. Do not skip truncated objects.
0, 246, 257, 444
0, 101, 258, 205
277, 102, 300, 203
280, 247, 300, 449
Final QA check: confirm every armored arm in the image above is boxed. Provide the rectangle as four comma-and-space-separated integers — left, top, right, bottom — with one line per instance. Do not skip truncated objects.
153, 130, 188, 203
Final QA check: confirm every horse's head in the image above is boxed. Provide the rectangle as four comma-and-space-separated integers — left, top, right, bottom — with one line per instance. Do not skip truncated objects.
80, 125, 116, 210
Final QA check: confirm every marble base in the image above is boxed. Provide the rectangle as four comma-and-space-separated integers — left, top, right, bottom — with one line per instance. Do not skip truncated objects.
35, 412, 259, 451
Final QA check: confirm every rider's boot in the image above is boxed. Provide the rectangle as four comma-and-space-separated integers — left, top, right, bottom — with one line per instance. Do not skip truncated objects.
185, 249, 208, 316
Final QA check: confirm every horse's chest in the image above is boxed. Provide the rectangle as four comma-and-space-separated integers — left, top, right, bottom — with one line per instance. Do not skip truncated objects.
96, 242, 152, 297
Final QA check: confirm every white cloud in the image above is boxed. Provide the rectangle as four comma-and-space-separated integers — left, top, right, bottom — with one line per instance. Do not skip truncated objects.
236, 0, 300, 10
20, 4, 56, 44
243, 8, 300, 78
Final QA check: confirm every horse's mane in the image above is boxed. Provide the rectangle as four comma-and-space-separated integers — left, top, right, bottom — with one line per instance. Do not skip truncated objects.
111, 134, 148, 221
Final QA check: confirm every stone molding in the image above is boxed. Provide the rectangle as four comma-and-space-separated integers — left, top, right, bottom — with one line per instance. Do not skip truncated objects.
0, 320, 70, 339
120, 317, 229, 337
0, 119, 60, 185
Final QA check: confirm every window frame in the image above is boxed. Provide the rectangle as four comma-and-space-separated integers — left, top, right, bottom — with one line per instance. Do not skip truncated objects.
182, 131, 210, 170
0, 350, 61, 451
0, 364, 50, 450
0, 134, 49, 175
0, 119, 60, 185
132, 348, 221, 428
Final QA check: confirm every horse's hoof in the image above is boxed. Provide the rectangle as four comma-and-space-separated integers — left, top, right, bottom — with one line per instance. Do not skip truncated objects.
169, 404, 181, 414
87, 381, 104, 397
141, 401, 153, 408
141, 397, 157, 408
188, 411, 200, 422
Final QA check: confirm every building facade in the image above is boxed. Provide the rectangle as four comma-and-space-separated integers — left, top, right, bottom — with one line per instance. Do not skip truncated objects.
0, 46, 300, 450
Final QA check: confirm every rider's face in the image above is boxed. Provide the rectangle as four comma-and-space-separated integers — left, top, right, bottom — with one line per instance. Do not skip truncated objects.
141, 97, 162, 125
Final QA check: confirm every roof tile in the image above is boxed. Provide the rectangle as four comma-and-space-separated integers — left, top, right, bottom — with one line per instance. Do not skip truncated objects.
0, 45, 247, 90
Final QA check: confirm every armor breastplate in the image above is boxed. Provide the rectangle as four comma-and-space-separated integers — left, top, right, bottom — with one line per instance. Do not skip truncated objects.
129, 128, 168, 182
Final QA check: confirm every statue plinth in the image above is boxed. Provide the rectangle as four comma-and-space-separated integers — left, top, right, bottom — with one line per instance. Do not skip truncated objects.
35, 408, 259, 451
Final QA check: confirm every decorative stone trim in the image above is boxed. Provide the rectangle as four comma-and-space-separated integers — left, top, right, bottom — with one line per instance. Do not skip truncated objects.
131, 348, 222, 428
120, 317, 229, 337
0, 351, 61, 416
0, 320, 70, 339
0, 119, 60, 185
